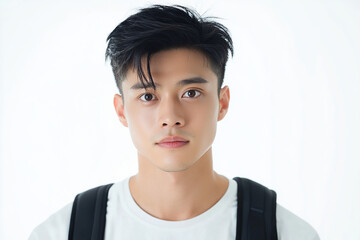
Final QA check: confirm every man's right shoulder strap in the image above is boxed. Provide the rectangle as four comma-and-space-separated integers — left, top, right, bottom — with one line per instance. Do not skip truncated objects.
233, 177, 278, 240
68, 183, 114, 240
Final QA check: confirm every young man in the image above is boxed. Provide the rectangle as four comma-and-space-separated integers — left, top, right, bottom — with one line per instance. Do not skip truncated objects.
29, 5, 320, 240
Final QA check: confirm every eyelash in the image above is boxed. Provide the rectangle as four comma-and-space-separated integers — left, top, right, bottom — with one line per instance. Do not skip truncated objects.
138, 89, 202, 102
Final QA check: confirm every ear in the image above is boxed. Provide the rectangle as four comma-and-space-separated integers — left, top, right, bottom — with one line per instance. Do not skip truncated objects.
113, 94, 128, 127
217, 85, 230, 121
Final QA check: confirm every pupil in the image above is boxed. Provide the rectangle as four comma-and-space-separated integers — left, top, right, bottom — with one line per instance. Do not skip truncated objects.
145, 94, 152, 101
188, 90, 195, 97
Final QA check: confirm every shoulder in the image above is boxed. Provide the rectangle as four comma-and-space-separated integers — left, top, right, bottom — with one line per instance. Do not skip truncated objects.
28, 202, 72, 240
28, 181, 123, 240
276, 204, 320, 240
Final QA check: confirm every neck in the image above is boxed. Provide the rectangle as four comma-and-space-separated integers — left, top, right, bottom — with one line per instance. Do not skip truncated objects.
129, 148, 229, 221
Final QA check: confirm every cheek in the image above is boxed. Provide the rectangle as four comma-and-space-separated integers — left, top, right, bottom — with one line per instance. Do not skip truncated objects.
126, 106, 155, 148
191, 98, 219, 136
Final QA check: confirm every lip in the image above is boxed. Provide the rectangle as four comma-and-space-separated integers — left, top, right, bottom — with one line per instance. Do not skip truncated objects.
157, 141, 189, 148
157, 136, 189, 144
156, 136, 189, 149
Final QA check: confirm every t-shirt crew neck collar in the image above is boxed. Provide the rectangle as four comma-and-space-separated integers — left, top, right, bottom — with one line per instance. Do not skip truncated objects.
121, 176, 236, 229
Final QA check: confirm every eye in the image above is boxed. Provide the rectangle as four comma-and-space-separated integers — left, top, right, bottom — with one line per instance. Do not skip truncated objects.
139, 93, 156, 102
183, 89, 201, 98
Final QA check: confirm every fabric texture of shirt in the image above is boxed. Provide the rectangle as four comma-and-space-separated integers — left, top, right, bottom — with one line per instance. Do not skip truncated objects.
29, 177, 320, 240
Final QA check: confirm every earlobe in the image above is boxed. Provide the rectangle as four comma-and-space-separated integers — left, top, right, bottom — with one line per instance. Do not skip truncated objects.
113, 94, 128, 127
217, 85, 230, 121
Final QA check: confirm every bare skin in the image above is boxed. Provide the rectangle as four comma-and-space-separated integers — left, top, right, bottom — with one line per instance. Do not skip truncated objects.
113, 48, 230, 221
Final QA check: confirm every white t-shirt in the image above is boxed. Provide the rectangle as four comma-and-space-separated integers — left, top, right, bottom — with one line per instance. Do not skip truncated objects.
29, 177, 320, 240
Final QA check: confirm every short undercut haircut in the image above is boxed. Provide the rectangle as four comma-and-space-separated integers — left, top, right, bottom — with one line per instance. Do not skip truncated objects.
105, 4, 233, 98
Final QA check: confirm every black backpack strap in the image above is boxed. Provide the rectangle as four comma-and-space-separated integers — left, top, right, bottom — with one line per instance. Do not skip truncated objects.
68, 183, 114, 240
233, 177, 278, 240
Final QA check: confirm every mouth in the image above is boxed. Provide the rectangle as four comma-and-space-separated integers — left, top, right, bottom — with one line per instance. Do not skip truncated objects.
156, 141, 189, 149
156, 136, 190, 149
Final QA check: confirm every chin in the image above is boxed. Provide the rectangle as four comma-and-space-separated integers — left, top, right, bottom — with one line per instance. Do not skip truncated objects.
161, 166, 191, 173
157, 161, 196, 173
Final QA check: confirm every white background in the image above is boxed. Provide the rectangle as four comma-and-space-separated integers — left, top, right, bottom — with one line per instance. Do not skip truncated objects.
1, 0, 359, 239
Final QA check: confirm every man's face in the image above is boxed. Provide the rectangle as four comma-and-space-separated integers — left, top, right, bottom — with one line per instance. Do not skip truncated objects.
114, 48, 230, 172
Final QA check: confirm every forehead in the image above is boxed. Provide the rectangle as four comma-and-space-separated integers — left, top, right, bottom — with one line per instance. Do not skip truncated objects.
123, 48, 217, 90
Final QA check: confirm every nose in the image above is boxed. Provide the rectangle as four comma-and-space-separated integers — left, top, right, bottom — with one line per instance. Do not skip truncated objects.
158, 97, 185, 128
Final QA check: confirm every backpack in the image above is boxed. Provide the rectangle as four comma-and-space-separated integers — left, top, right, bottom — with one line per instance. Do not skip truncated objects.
68, 177, 278, 240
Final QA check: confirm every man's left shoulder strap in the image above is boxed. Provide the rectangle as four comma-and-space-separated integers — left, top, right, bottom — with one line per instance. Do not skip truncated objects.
233, 177, 278, 240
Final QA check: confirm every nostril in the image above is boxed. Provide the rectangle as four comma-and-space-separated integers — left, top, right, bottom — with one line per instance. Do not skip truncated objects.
162, 122, 181, 126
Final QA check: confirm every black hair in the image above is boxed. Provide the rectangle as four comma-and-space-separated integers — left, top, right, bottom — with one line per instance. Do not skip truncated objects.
105, 4, 233, 98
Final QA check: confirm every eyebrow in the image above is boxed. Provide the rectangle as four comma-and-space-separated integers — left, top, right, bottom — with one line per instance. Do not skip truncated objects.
130, 77, 209, 90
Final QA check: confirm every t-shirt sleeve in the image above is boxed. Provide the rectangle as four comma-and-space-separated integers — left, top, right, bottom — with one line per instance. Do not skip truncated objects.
276, 204, 320, 240
28, 202, 73, 240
